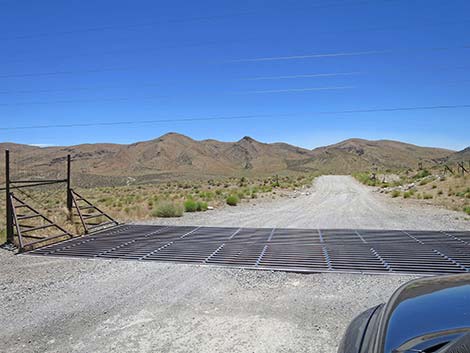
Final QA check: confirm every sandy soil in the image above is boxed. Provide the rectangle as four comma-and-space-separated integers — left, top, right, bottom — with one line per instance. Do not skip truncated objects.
1, 175, 467, 353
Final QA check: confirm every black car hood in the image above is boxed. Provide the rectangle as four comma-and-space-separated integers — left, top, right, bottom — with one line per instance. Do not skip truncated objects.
375, 274, 470, 353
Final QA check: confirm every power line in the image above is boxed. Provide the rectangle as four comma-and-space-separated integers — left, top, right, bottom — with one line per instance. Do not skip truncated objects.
0, 95, 166, 107
242, 72, 362, 81
3, 44, 469, 80
1, 104, 469, 131
0, 83, 160, 95
231, 45, 470, 62
0, 0, 401, 41
0, 12, 253, 41
4, 17, 469, 65
236, 86, 355, 94
0, 66, 131, 79
0, 86, 351, 106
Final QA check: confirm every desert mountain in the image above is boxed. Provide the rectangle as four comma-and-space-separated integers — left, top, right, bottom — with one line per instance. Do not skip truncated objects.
447, 146, 470, 163
304, 139, 454, 173
0, 134, 459, 185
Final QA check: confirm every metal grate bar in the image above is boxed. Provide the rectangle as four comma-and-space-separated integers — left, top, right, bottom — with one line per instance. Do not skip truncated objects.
26, 225, 470, 276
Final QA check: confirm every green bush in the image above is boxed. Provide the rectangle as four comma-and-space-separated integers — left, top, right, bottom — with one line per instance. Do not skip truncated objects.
152, 202, 183, 217
391, 190, 401, 198
196, 201, 208, 211
226, 195, 239, 206
464, 206, 470, 215
184, 199, 198, 212
423, 193, 433, 200
414, 170, 430, 179
403, 191, 413, 199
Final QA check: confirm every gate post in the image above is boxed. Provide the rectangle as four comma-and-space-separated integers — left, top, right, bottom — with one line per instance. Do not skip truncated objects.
5, 150, 14, 244
66, 154, 72, 213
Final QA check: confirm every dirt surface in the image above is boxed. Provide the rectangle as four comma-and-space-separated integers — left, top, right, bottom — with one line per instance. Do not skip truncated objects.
146, 175, 470, 230
0, 252, 413, 353
1, 175, 467, 353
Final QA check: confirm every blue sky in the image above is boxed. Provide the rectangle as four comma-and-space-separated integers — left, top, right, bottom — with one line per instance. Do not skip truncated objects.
1, 0, 469, 150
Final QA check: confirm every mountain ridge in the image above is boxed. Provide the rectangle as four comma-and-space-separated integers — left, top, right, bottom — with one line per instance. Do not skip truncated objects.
0, 134, 466, 185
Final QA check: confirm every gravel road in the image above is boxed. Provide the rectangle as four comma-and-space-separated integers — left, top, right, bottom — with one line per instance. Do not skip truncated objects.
145, 175, 470, 230
1, 175, 467, 353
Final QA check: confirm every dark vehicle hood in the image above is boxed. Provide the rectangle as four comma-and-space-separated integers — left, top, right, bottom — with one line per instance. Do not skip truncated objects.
376, 274, 470, 353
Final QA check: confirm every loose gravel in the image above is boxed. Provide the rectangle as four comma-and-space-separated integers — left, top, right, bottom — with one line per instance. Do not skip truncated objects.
0, 251, 414, 353
2, 175, 465, 353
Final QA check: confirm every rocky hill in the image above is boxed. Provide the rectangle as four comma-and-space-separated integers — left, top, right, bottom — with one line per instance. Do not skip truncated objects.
0, 134, 461, 185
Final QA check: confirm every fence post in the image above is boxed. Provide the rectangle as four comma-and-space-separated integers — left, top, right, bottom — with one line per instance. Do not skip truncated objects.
66, 154, 72, 213
5, 150, 14, 244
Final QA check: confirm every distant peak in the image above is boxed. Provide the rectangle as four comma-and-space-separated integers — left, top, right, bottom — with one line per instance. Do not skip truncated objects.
161, 132, 184, 138
239, 136, 257, 143
157, 132, 191, 141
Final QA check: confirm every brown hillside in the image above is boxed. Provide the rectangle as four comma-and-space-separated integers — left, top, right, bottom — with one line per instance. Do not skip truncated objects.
447, 147, 470, 162
0, 135, 455, 185
303, 139, 453, 173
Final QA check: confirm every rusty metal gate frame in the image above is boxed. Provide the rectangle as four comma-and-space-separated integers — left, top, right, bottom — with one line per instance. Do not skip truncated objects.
1, 150, 118, 252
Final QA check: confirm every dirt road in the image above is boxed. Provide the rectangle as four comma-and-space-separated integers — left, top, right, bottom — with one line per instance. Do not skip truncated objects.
149, 175, 470, 230
1, 175, 468, 353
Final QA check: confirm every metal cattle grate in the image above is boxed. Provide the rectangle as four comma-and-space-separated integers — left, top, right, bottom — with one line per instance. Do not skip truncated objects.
26, 225, 470, 275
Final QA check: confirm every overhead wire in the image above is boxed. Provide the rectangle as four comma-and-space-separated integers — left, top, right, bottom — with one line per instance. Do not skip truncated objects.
1, 104, 469, 131
241, 72, 362, 81
3, 18, 469, 65
0, 0, 406, 41
236, 86, 355, 94
0, 95, 167, 107
230, 45, 470, 63
0, 66, 132, 79
0, 83, 160, 95
2, 44, 469, 80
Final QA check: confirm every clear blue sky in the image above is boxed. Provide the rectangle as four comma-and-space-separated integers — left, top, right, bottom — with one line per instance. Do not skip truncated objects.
1, 0, 469, 150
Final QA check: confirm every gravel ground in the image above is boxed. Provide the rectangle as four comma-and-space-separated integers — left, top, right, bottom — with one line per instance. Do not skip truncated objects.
143, 175, 470, 230
0, 251, 413, 353
1, 175, 466, 353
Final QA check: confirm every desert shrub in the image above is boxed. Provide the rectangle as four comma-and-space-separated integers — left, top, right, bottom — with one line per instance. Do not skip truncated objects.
196, 201, 208, 211
437, 190, 443, 196
226, 195, 239, 206
184, 199, 198, 212
152, 202, 183, 218
354, 172, 381, 186
414, 170, 430, 179
403, 191, 413, 199
464, 206, 470, 215
391, 190, 401, 198
423, 193, 433, 200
